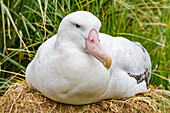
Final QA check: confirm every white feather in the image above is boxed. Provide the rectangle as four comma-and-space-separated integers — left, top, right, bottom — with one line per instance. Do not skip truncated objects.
26, 11, 151, 105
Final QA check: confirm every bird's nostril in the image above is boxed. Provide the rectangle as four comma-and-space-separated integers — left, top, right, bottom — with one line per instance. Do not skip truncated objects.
90, 37, 94, 43
91, 39, 94, 43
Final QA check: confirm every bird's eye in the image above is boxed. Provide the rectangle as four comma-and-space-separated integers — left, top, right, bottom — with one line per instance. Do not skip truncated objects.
75, 24, 80, 28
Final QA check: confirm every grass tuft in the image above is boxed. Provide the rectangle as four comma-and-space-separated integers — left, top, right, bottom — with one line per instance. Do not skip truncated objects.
0, 83, 169, 112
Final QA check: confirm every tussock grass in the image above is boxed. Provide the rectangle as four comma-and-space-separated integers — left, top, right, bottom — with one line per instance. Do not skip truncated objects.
0, 83, 169, 112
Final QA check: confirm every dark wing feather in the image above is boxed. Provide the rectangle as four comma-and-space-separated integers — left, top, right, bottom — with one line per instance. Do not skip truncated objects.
128, 68, 150, 87
127, 42, 151, 88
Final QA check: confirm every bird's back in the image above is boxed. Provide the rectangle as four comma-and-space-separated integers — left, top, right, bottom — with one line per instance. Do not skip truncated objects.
98, 33, 151, 98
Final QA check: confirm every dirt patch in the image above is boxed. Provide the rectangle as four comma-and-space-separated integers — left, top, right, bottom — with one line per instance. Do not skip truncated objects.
0, 83, 169, 113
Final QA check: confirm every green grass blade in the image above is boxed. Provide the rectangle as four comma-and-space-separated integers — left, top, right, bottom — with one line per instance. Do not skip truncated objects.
0, 52, 26, 71
1, 0, 6, 53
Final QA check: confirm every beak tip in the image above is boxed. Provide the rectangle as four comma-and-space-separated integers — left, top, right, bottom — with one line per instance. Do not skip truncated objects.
104, 55, 112, 70
107, 62, 111, 70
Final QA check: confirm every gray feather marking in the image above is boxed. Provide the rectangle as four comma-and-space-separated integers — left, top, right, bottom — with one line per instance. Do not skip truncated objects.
133, 42, 146, 53
128, 68, 150, 88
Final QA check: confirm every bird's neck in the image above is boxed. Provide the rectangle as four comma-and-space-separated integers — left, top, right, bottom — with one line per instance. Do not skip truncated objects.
54, 33, 85, 53
55, 32, 85, 50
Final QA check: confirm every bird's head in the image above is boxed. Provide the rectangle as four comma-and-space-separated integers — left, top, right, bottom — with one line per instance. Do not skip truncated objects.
57, 11, 112, 70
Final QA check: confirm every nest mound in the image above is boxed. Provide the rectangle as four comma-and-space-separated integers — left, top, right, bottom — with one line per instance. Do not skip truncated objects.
0, 83, 169, 113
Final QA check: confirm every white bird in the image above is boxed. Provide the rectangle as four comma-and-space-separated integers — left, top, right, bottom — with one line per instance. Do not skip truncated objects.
26, 11, 151, 105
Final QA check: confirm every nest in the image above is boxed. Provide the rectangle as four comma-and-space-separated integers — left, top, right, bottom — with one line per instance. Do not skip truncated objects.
0, 83, 169, 113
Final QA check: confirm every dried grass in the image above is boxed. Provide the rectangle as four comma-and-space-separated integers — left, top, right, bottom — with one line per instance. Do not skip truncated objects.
0, 83, 169, 113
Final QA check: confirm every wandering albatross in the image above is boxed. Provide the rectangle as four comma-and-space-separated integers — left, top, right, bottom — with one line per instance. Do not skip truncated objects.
26, 11, 151, 105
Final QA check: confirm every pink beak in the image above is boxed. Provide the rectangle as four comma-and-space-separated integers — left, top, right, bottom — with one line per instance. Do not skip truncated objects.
85, 29, 112, 70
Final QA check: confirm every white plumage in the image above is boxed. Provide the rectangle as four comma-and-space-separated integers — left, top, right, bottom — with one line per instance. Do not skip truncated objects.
26, 11, 151, 105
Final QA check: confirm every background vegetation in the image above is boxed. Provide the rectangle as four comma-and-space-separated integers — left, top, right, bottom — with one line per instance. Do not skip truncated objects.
0, 0, 169, 95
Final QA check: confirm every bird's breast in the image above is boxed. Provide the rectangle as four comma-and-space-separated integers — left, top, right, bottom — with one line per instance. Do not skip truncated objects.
35, 47, 111, 103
